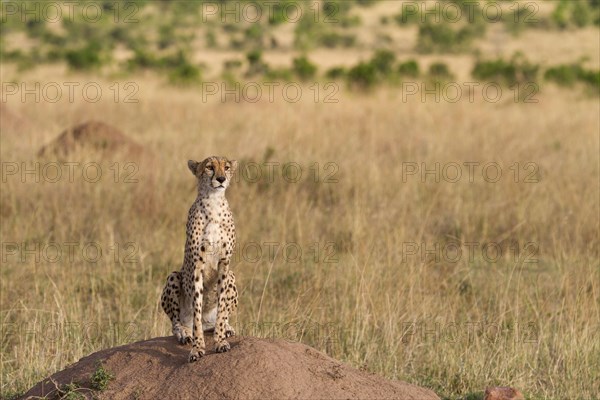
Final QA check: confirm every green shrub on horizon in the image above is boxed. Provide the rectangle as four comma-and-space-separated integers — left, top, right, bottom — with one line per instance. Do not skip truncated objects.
326, 66, 347, 80
347, 61, 378, 90
428, 61, 454, 81
126, 48, 160, 70
371, 49, 396, 76
417, 22, 484, 54
268, 0, 303, 25
551, 0, 599, 28
168, 60, 202, 86
292, 55, 318, 81
545, 63, 600, 90
244, 24, 265, 48
472, 54, 539, 86
65, 42, 105, 70
398, 60, 420, 78
224, 59, 243, 70
544, 64, 584, 87
319, 32, 357, 48
246, 49, 269, 77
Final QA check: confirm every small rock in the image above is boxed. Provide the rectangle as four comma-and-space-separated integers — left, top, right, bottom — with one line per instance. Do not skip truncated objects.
484, 386, 524, 400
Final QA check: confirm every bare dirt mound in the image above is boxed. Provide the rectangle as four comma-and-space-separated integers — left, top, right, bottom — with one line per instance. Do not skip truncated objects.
37, 121, 146, 160
20, 335, 439, 400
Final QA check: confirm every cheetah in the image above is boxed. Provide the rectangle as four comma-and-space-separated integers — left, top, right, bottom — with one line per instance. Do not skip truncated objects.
161, 156, 238, 362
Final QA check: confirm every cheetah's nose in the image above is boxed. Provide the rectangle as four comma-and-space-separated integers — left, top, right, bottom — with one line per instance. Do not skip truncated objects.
216, 176, 226, 184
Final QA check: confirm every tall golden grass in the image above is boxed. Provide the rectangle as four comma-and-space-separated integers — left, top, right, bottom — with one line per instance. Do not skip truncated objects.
1, 68, 598, 399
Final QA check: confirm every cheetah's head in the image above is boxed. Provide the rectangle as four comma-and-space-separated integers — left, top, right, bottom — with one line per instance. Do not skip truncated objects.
188, 156, 238, 192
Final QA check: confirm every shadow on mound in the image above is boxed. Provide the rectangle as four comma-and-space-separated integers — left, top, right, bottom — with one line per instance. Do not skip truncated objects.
37, 121, 147, 161
21, 336, 440, 400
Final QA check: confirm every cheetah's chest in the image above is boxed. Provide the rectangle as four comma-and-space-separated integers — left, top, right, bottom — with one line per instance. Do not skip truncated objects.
195, 202, 234, 265
202, 221, 223, 268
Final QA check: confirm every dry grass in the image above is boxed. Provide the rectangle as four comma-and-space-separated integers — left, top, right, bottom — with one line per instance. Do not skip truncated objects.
1, 65, 599, 400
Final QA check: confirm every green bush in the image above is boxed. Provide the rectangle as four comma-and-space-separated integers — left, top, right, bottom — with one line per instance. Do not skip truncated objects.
206, 30, 218, 48
25, 19, 47, 39
224, 59, 243, 70
579, 69, 600, 89
165, 51, 202, 85
473, 59, 517, 84
245, 49, 268, 77
551, 0, 597, 28
268, 0, 302, 25
473, 54, 539, 86
417, 22, 483, 53
294, 13, 319, 50
544, 64, 583, 87
326, 66, 347, 80
292, 56, 318, 81
90, 363, 114, 391
397, 0, 484, 26
398, 60, 420, 78
59, 382, 84, 400
428, 62, 454, 81
347, 61, 378, 90
247, 49, 262, 65
394, 7, 422, 25
168, 63, 201, 85
65, 42, 104, 70
503, 4, 541, 36
370, 49, 396, 75
545, 63, 600, 90
319, 32, 356, 48
126, 48, 160, 70
572, 1, 592, 27
355, 0, 380, 6
244, 24, 265, 48
158, 50, 192, 69
41, 31, 67, 47
158, 24, 176, 50
1, 49, 25, 62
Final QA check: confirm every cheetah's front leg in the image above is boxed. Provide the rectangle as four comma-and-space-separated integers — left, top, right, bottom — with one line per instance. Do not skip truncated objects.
161, 271, 191, 344
188, 267, 206, 362
214, 258, 234, 352
223, 270, 238, 338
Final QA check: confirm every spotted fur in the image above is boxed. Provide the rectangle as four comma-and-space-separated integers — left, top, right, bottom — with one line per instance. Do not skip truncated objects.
160, 156, 238, 362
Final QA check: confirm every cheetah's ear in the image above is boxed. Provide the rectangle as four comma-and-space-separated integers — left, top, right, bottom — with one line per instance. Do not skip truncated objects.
188, 160, 199, 176
229, 159, 238, 172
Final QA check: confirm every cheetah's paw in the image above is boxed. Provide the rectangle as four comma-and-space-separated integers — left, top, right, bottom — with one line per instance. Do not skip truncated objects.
215, 340, 231, 353
174, 328, 192, 345
188, 348, 205, 362
179, 335, 192, 345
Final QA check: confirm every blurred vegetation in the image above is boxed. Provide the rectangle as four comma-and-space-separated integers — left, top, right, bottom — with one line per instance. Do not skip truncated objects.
0, 0, 597, 94
292, 55, 318, 81
397, 60, 420, 79
396, 0, 487, 53
545, 62, 600, 91
472, 53, 540, 86
428, 61, 455, 82
551, 0, 600, 29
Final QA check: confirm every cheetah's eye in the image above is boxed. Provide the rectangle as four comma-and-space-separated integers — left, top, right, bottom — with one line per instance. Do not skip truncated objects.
206, 165, 214, 171
225, 165, 230, 171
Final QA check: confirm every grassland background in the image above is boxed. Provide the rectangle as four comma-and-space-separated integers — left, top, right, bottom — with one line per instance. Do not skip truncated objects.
1, 1, 599, 399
